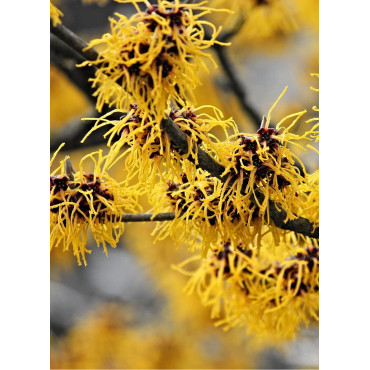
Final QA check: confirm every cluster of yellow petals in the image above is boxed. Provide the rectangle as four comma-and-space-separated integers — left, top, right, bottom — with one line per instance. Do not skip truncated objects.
175, 239, 319, 341
50, 145, 141, 265
150, 87, 318, 256
82, 104, 236, 187
50, 0, 319, 342
80, 0, 229, 117
50, 2, 63, 26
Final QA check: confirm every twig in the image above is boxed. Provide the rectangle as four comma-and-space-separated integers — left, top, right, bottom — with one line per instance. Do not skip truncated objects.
50, 21, 99, 62
117, 212, 176, 222
51, 36, 97, 105
219, 15, 247, 43
50, 111, 123, 153
212, 44, 261, 127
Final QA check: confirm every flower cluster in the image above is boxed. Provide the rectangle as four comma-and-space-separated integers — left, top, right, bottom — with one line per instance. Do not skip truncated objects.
151, 91, 318, 255
153, 168, 266, 256
82, 103, 236, 187
50, 0, 319, 343
50, 147, 140, 265
50, 2, 63, 26
81, 0, 228, 116
176, 241, 319, 340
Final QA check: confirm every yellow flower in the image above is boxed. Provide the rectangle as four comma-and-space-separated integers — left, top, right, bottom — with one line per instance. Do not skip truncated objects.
216, 87, 318, 226
50, 145, 141, 265
306, 73, 319, 146
209, 0, 298, 45
82, 104, 236, 188
50, 66, 91, 131
50, 2, 63, 27
80, 0, 229, 116
296, 169, 319, 230
152, 168, 267, 256
175, 240, 319, 341
151, 88, 319, 255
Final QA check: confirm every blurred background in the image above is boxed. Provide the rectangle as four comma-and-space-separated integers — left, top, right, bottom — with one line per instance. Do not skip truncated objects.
50, 0, 319, 368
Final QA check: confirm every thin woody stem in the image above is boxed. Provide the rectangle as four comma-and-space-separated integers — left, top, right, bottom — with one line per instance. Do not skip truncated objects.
212, 44, 261, 128
50, 21, 99, 62
117, 213, 176, 222
50, 23, 319, 239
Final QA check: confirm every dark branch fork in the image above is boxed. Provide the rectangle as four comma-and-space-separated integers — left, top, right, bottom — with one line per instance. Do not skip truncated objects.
50, 22, 319, 239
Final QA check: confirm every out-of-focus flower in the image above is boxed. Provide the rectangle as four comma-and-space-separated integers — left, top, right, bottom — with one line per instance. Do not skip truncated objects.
80, 0, 229, 116
51, 301, 256, 369
50, 66, 91, 132
209, 0, 298, 46
50, 145, 141, 265
175, 240, 319, 341
50, 1, 63, 26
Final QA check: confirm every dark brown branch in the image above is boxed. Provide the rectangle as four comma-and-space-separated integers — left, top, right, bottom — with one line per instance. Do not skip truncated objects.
50, 21, 99, 62
160, 117, 225, 180
50, 36, 122, 152
51, 36, 97, 106
219, 15, 247, 43
212, 44, 261, 127
268, 201, 319, 239
117, 212, 176, 222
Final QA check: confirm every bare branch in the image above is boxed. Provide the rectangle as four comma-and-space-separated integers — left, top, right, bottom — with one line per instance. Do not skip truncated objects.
117, 212, 176, 222
219, 15, 247, 43
50, 21, 99, 62
212, 44, 261, 128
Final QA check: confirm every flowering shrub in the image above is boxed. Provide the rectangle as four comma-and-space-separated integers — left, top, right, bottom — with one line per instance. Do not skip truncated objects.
50, 0, 319, 346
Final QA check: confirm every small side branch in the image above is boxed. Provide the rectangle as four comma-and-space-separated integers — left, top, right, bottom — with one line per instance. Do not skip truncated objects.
212, 44, 261, 128
50, 21, 99, 62
117, 212, 176, 222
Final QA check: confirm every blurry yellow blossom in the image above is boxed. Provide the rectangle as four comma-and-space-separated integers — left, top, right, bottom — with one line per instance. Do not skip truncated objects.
80, 0, 229, 116
51, 301, 256, 369
296, 0, 319, 31
50, 66, 90, 132
210, 0, 298, 45
50, 2, 63, 26
175, 240, 319, 341
50, 145, 141, 265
